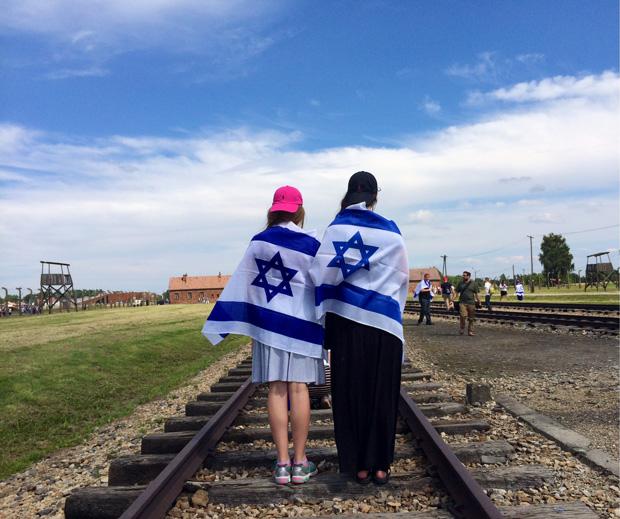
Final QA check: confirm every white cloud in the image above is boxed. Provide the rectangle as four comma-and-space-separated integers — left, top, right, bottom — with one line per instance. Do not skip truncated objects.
70, 30, 96, 44
309, 99, 321, 107
499, 176, 532, 183
469, 71, 619, 104
1, 70, 618, 289
445, 51, 498, 81
515, 53, 545, 65
408, 209, 433, 223
0, 0, 285, 77
396, 67, 413, 78
495, 256, 526, 264
0, 0, 280, 36
516, 200, 543, 207
45, 66, 110, 79
420, 96, 441, 115
529, 212, 560, 224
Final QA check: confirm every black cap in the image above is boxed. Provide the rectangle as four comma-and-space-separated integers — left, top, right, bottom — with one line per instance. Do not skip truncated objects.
346, 171, 378, 205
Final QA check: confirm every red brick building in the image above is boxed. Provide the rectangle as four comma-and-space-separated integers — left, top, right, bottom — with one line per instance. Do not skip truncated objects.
168, 273, 231, 304
408, 267, 443, 294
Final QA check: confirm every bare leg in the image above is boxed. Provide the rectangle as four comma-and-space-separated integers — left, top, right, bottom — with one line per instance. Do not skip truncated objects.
268, 381, 290, 463
288, 382, 310, 463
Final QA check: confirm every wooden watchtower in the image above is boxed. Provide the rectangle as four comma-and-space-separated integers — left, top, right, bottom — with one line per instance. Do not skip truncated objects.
584, 252, 619, 291
40, 261, 78, 313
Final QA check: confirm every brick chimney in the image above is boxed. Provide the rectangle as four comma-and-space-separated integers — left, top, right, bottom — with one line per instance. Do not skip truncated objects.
182, 273, 187, 283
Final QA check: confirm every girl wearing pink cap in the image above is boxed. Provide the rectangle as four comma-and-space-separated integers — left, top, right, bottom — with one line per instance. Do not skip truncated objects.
203, 185, 324, 485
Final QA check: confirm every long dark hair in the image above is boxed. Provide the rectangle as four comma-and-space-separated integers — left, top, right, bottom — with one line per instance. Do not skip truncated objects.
339, 192, 377, 211
266, 206, 305, 228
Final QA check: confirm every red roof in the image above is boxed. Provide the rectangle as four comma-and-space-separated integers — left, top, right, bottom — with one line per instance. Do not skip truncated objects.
169, 275, 231, 291
409, 267, 442, 282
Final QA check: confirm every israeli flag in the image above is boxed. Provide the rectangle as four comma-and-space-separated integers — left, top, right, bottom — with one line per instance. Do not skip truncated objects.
414, 280, 434, 300
310, 203, 409, 343
202, 222, 324, 359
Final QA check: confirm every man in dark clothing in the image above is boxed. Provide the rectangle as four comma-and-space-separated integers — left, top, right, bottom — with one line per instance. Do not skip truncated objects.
440, 276, 454, 310
415, 272, 433, 325
456, 271, 480, 336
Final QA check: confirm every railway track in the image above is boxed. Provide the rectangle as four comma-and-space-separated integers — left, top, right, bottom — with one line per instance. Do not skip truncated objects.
63, 356, 600, 518
483, 302, 619, 314
405, 303, 619, 333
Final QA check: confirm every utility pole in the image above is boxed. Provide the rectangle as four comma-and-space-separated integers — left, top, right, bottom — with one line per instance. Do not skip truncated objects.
527, 235, 535, 293
578, 269, 582, 288
440, 255, 447, 278
512, 265, 516, 287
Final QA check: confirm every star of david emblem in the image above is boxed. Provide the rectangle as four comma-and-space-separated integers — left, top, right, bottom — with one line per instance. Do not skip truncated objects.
251, 251, 298, 302
327, 231, 379, 279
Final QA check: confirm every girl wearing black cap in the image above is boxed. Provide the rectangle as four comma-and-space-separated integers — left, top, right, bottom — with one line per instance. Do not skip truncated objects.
310, 171, 409, 485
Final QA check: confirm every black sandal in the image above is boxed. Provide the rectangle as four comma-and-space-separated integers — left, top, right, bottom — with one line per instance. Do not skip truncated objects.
372, 468, 391, 485
355, 470, 371, 485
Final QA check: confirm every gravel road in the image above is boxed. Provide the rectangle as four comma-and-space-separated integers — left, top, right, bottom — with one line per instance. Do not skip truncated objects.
404, 317, 619, 459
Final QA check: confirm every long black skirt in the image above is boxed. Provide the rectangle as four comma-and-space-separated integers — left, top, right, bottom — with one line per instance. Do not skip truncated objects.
324, 313, 402, 475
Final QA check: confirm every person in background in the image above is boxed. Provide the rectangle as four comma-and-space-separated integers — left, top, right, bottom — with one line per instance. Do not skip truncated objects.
499, 281, 508, 301
440, 276, 454, 310
484, 277, 493, 311
515, 279, 525, 301
311, 171, 409, 486
414, 272, 434, 325
456, 271, 480, 336
203, 186, 324, 485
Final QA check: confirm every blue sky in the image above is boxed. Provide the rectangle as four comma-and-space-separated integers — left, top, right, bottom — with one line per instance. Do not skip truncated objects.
1, 0, 619, 291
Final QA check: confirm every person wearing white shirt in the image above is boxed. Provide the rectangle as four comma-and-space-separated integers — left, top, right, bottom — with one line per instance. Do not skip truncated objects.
483, 277, 493, 311
499, 281, 508, 301
515, 280, 525, 301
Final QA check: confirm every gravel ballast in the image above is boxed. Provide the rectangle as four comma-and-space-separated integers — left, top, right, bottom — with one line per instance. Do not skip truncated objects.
0, 344, 251, 519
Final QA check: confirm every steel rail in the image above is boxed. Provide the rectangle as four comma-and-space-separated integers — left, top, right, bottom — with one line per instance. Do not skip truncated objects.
408, 301, 619, 312
398, 389, 503, 519
405, 304, 619, 331
481, 301, 619, 312
119, 377, 256, 519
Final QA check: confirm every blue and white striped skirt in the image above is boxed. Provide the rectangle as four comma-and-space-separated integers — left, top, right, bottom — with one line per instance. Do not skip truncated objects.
251, 340, 325, 384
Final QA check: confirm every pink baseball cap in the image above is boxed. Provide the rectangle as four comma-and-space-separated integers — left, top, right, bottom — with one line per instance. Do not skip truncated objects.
269, 185, 303, 213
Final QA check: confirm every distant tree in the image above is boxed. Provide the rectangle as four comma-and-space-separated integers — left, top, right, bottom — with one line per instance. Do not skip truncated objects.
499, 273, 507, 283
447, 275, 462, 287
538, 233, 574, 281
162, 290, 170, 302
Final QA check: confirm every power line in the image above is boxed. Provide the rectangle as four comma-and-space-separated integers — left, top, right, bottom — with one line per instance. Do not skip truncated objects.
544, 224, 620, 236
450, 224, 619, 260
451, 238, 524, 260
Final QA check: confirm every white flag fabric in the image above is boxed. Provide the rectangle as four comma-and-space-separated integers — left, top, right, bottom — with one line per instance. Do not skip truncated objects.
309, 203, 409, 343
202, 222, 324, 359
414, 280, 434, 300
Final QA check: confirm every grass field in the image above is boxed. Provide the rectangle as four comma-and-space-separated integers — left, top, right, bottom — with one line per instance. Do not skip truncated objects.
409, 286, 619, 304
495, 286, 619, 304
0, 305, 246, 480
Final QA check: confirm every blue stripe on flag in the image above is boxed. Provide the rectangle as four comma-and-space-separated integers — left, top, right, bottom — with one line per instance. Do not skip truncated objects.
208, 301, 324, 345
251, 227, 321, 256
332, 210, 401, 234
315, 282, 402, 322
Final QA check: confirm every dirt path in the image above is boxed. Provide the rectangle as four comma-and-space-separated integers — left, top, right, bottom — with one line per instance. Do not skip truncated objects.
404, 317, 619, 458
